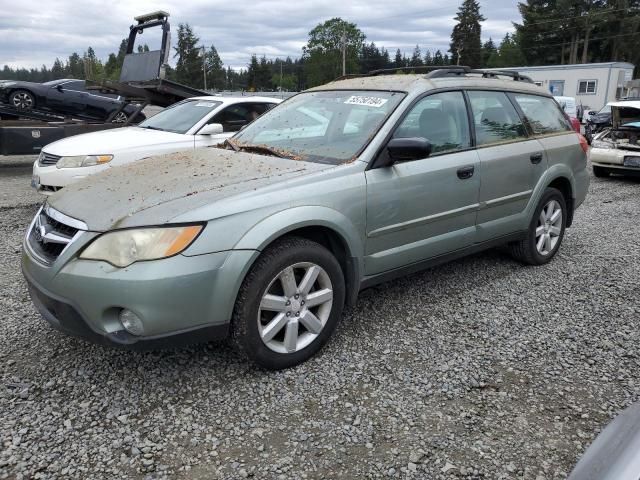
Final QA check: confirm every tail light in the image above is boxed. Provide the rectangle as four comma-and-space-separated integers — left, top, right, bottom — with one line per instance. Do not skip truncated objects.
570, 117, 581, 133
577, 134, 589, 154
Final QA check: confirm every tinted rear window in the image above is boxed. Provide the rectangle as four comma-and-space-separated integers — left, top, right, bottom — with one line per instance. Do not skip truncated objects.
513, 94, 572, 135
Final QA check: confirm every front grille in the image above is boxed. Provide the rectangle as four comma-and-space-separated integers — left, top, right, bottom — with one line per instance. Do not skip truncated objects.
27, 207, 80, 265
38, 152, 61, 166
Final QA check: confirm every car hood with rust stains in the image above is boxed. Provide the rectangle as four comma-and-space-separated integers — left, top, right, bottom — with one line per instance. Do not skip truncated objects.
46, 148, 334, 231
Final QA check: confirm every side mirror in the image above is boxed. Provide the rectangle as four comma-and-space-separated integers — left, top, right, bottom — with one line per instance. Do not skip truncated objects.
384, 137, 432, 165
199, 123, 223, 135
588, 111, 597, 116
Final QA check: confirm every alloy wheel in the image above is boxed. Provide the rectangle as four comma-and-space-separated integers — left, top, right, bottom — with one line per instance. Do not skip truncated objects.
12, 92, 33, 109
112, 112, 128, 123
257, 262, 333, 354
535, 199, 562, 256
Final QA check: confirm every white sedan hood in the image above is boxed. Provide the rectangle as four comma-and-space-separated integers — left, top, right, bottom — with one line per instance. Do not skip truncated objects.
42, 127, 189, 156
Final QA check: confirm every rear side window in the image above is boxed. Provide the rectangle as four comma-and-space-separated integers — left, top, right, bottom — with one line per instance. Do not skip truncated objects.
512, 94, 572, 135
393, 91, 471, 155
467, 91, 527, 146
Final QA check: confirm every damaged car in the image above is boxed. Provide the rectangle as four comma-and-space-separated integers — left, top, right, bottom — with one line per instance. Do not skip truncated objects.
590, 101, 640, 177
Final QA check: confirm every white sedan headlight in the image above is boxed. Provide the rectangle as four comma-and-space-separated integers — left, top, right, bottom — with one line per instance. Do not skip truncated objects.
80, 225, 203, 267
56, 155, 113, 169
590, 140, 611, 150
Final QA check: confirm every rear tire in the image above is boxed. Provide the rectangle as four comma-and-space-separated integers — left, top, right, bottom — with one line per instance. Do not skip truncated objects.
231, 236, 345, 370
10, 89, 35, 110
593, 166, 610, 178
509, 187, 567, 266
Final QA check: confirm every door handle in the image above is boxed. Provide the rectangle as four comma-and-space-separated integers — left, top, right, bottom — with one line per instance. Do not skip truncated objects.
457, 165, 475, 180
530, 152, 543, 164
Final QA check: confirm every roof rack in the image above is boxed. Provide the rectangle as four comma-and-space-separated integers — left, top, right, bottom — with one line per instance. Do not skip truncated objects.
333, 65, 533, 84
426, 67, 534, 83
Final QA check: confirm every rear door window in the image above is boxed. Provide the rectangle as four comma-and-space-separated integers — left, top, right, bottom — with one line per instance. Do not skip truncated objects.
512, 94, 573, 135
467, 91, 527, 146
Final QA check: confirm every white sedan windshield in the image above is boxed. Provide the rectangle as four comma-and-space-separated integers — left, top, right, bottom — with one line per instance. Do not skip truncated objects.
231, 90, 405, 164
139, 99, 222, 134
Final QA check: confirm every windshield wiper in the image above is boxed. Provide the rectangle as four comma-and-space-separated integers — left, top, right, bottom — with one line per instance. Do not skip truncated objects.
236, 143, 297, 160
139, 125, 164, 131
221, 138, 239, 151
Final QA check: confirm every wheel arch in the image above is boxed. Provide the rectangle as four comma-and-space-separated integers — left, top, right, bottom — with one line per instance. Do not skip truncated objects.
233, 208, 365, 307
546, 175, 574, 227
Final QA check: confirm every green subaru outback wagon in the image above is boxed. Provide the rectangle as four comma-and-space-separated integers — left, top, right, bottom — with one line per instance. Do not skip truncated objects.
22, 67, 590, 369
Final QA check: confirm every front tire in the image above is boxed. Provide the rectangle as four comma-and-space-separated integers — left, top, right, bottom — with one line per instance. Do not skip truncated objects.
10, 89, 35, 110
231, 236, 345, 370
509, 187, 567, 266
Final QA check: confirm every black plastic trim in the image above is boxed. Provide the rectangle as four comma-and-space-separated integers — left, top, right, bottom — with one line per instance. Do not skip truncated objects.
359, 232, 527, 290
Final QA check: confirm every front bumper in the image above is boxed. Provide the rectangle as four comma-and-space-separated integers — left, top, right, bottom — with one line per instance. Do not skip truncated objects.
591, 147, 640, 171
32, 162, 110, 194
22, 234, 258, 348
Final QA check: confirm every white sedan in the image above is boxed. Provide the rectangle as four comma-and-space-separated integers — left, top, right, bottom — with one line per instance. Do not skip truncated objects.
32, 96, 281, 194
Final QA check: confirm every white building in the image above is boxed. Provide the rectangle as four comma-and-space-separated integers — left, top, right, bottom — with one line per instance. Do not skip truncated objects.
492, 62, 635, 112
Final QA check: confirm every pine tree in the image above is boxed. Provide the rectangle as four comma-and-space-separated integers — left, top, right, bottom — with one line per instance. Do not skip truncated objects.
449, 0, 485, 67
433, 50, 444, 66
394, 49, 403, 68
481, 38, 497, 67
173, 23, 202, 88
205, 45, 224, 91
51, 58, 65, 79
423, 50, 433, 66
410, 45, 423, 67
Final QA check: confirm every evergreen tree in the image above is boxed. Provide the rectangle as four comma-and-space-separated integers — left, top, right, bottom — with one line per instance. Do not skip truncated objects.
481, 38, 497, 67
410, 45, 423, 67
67, 52, 84, 78
449, 0, 485, 67
205, 45, 224, 90
433, 50, 444, 65
173, 23, 202, 87
394, 49, 403, 68
51, 58, 65, 79
423, 50, 433, 66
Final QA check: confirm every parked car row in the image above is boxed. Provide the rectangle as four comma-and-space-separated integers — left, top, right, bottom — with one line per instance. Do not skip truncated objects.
31, 96, 281, 193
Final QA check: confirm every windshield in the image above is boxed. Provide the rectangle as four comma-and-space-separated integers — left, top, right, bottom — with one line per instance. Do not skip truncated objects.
231, 90, 405, 164
139, 99, 222, 134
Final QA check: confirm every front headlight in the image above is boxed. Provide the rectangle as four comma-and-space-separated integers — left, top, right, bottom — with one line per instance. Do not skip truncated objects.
80, 225, 203, 267
591, 140, 611, 150
56, 155, 113, 169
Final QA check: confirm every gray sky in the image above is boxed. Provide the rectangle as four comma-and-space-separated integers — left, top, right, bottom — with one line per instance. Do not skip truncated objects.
0, 0, 520, 71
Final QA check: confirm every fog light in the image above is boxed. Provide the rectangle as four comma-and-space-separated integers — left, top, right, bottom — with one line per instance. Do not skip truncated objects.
119, 309, 144, 336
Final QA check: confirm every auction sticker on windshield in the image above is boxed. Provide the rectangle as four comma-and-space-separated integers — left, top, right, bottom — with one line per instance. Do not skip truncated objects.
344, 96, 388, 108
195, 102, 218, 107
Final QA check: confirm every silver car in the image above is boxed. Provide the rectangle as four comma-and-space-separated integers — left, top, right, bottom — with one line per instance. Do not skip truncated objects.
22, 68, 590, 369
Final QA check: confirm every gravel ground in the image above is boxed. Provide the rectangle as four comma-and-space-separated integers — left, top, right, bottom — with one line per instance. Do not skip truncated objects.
1, 157, 639, 479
